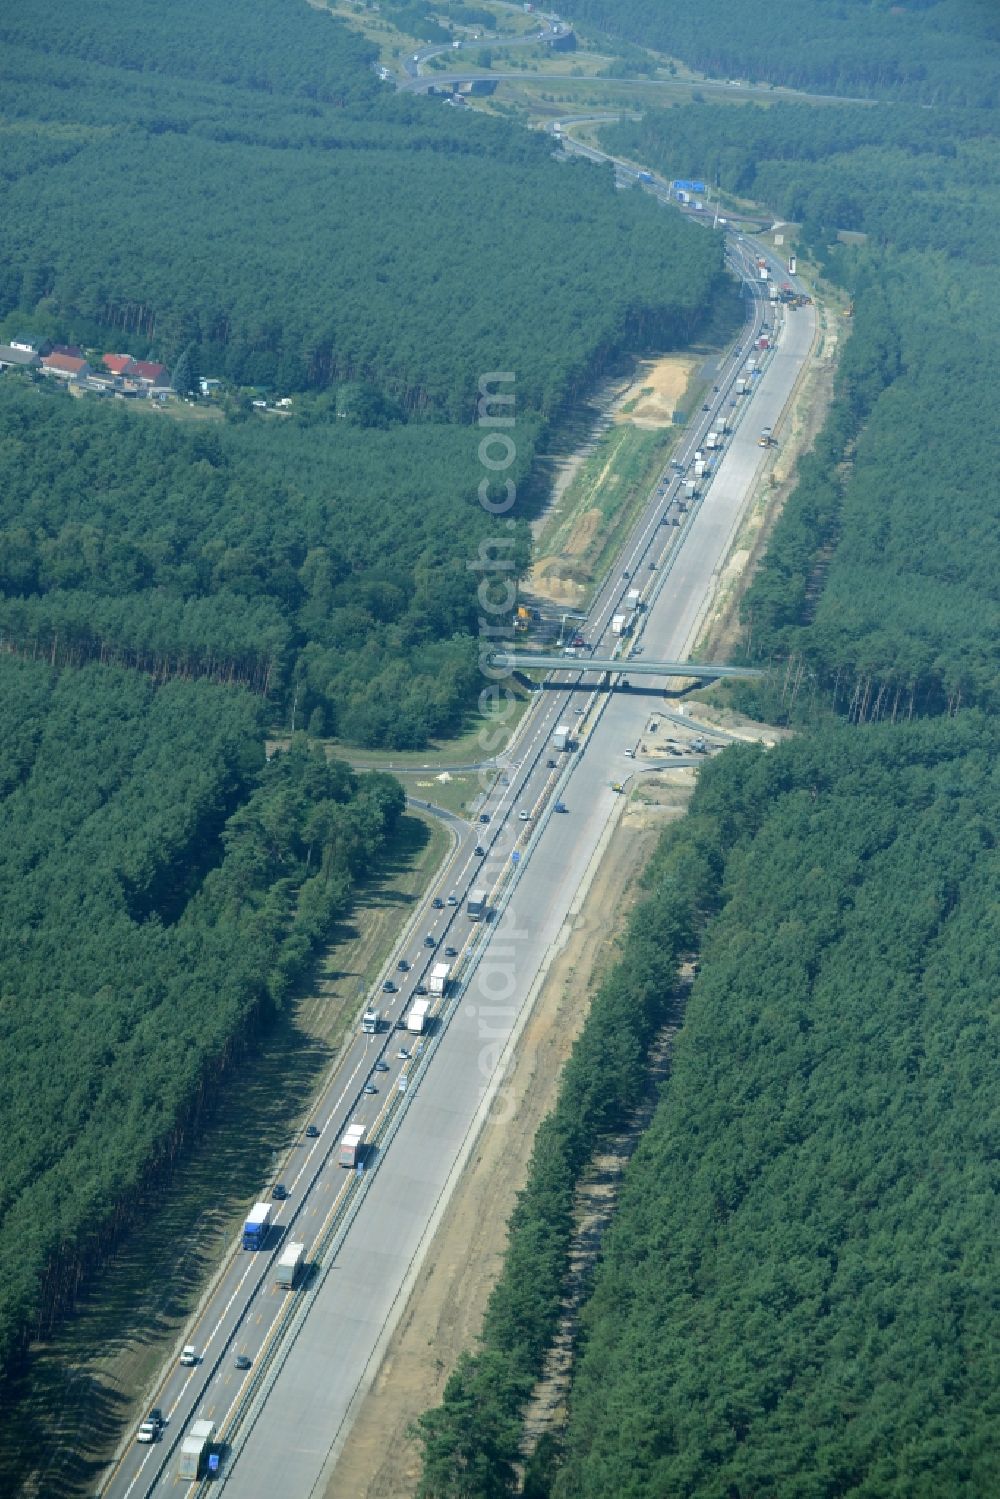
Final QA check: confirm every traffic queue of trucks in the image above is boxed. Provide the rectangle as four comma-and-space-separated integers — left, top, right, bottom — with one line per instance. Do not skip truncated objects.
242, 1202, 272, 1250
429, 962, 451, 996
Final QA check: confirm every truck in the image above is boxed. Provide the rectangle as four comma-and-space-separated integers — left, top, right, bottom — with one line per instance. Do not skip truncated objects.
684, 479, 698, 500
637, 170, 654, 184
429, 962, 451, 996
275, 1241, 305, 1289
339, 1123, 366, 1168
735, 376, 748, 396
758, 427, 774, 448
361, 1007, 380, 1035
611, 612, 632, 637
551, 724, 570, 752
407, 997, 431, 1034
242, 1202, 272, 1250
178, 1419, 216, 1480
769, 282, 779, 302
716, 410, 729, 432
758, 334, 770, 351
759, 266, 769, 281
467, 888, 487, 921
788, 255, 797, 275
694, 458, 707, 479
704, 432, 719, 450
626, 587, 642, 608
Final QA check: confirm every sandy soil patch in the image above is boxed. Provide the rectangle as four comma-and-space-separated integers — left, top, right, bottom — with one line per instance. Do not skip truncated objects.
325, 785, 692, 1499
615, 353, 698, 428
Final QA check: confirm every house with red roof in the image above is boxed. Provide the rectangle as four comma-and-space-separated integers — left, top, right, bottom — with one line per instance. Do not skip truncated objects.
127, 360, 170, 389
102, 353, 133, 375
40, 352, 91, 381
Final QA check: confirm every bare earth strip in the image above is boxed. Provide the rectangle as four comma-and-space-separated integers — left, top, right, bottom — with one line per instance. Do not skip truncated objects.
326, 777, 694, 1499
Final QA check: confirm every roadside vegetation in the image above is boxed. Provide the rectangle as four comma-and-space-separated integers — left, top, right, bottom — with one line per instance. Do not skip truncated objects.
0, 656, 404, 1398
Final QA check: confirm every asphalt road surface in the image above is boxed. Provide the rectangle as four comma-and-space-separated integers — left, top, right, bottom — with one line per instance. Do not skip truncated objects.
100, 175, 815, 1499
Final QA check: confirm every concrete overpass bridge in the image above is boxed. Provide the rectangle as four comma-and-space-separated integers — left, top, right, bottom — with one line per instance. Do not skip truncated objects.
491, 653, 763, 680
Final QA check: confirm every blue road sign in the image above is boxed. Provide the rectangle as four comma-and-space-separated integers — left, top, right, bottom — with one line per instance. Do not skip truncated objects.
512, 850, 521, 865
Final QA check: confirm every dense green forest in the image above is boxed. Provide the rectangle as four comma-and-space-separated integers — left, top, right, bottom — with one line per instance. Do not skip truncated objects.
601, 98, 1000, 721
557, 0, 1000, 104
0, 0, 721, 747
0, 0, 717, 414
0, 381, 529, 744
0, 655, 403, 1380
418, 718, 1000, 1496
554, 718, 1000, 1496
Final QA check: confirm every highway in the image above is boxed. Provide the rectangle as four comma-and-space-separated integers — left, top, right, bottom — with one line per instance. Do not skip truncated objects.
99, 121, 816, 1499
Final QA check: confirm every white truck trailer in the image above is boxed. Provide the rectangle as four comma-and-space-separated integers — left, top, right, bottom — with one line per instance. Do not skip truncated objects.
178, 1420, 216, 1480
551, 724, 570, 752
339, 1123, 366, 1168
429, 962, 451, 996
275, 1242, 305, 1289
407, 997, 431, 1034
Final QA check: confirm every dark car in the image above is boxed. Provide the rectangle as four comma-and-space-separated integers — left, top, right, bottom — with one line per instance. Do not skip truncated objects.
374, 1060, 389, 1072
382, 979, 397, 993
305, 1124, 320, 1138
546, 758, 556, 769
424, 933, 436, 948
713, 384, 720, 392
554, 801, 568, 813
235, 1354, 253, 1370
702, 402, 710, 411
415, 983, 428, 996
474, 845, 485, 857
397, 958, 411, 971
272, 1183, 288, 1200
478, 813, 491, 824
363, 1083, 378, 1096
431, 896, 444, 909
444, 945, 458, 958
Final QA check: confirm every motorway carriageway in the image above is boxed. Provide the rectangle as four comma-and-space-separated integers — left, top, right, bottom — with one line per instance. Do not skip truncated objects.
100, 199, 815, 1499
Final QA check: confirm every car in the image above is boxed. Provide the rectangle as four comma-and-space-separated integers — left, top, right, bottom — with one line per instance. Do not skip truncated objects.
363, 1083, 378, 1096
648, 560, 656, 569
444, 945, 458, 958
397, 1047, 410, 1059
415, 983, 428, 995
713, 384, 720, 392
374, 1060, 389, 1072
305, 1124, 320, 1138
431, 896, 444, 909
397, 958, 411, 971
397, 1076, 409, 1093
624, 747, 635, 758
235, 1353, 253, 1371
622, 570, 631, 580
554, 801, 568, 813
272, 1183, 288, 1200
474, 845, 485, 856
447, 894, 457, 906
424, 933, 436, 948
672, 516, 680, 526
546, 758, 556, 768
382, 979, 397, 993
518, 810, 530, 821
702, 403, 710, 411
478, 813, 491, 824
574, 706, 584, 715
180, 1345, 198, 1366
137, 1410, 163, 1443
